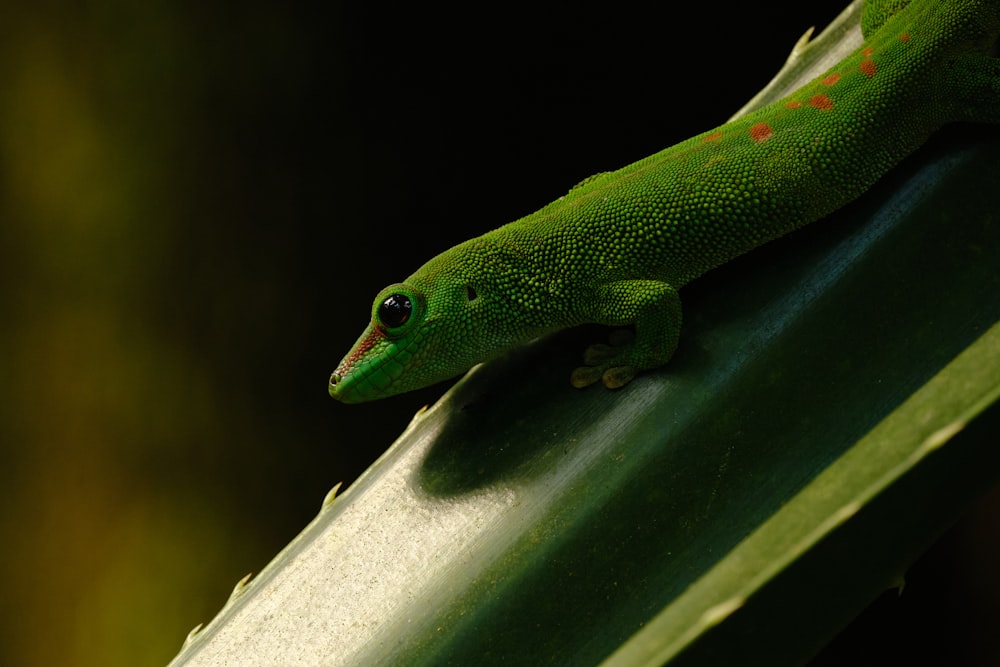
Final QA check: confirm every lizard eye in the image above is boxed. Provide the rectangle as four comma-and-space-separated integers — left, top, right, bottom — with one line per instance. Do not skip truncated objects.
370, 284, 423, 338
377, 293, 412, 329
466, 285, 478, 301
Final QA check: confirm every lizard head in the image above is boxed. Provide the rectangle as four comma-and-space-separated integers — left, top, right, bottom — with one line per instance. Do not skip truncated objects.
329, 239, 544, 403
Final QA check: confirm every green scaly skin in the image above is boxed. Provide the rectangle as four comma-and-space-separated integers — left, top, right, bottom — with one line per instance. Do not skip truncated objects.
330, 0, 1000, 403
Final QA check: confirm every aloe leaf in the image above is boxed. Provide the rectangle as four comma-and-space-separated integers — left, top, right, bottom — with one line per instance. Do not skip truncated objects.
604, 311, 1000, 666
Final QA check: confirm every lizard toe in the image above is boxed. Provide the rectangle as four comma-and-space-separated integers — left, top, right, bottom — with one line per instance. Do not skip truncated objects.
570, 365, 604, 388
602, 365, 636, 389
583, 343, 614, 365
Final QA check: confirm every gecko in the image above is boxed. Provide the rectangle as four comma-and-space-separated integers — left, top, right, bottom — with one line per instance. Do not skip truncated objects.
329, 0, 1000, 403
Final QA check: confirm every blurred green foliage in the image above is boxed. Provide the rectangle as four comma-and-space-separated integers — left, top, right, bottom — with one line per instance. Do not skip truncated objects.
0, 1, 995, 665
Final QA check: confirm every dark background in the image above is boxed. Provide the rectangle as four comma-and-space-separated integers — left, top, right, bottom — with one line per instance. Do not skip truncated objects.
0, 1, 995, 664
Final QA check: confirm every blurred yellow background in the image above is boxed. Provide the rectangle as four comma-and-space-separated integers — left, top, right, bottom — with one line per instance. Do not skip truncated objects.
0, 2, 404, 664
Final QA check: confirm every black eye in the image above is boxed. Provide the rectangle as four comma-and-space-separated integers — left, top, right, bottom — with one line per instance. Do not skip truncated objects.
466, 285, 478, 301
378, 293, 412, 329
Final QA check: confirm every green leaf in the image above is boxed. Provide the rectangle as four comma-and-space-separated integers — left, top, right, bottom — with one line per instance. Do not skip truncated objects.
168, 4, 1000, 664
605, 303, 1000, 666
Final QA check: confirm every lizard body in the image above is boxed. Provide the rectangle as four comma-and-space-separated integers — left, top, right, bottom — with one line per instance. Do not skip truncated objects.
330, 0, 1000, 403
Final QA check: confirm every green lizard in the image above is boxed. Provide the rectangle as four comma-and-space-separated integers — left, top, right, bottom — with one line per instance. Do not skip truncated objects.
330, 0, 1000, 403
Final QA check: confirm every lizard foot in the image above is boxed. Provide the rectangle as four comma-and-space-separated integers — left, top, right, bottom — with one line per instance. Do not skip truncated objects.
570, 329, 637, 389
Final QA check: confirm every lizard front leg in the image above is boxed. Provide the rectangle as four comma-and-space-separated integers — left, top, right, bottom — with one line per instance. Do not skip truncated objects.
571, 280, 682, 389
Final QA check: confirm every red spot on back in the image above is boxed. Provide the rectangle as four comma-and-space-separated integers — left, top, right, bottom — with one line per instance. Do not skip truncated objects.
702, 131, 723, 142
749, 123, 773, 142
860, 58, 877, 77
785, 101, 802, 109
809, 94, 834, 110
862, 47, 874, 56
821, 73, 841, 86
899, 33, 911, 42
